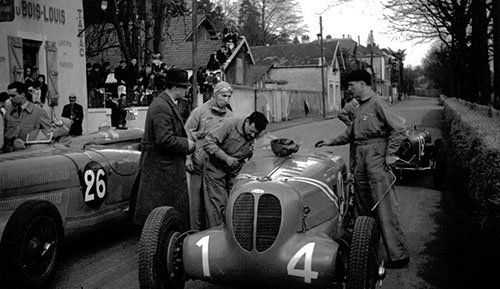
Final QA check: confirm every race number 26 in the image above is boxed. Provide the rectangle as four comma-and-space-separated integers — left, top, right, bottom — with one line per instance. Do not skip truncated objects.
83, 161, 107, 208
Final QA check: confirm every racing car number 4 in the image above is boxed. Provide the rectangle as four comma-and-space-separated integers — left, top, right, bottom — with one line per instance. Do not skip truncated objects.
196, 236, 318, 283
83, 161, 108, 208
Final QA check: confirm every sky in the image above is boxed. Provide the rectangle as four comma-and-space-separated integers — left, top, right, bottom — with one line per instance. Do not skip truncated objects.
298, 0, 434, 67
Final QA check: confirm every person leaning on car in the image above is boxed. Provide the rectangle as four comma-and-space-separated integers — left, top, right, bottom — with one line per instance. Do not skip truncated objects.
132, 68, 195, 229
202, 111, 268, 228
315, 69, 410, 269
184, 81, 234, 231
3, 81, 51, 153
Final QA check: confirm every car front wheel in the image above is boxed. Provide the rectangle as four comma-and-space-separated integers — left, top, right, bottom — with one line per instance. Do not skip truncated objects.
138, 206, 185, 289
0, 200, 63, 289
346, 216, 380, 289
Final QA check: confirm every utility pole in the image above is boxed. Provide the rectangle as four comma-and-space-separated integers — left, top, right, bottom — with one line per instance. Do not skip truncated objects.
192, 0, 198, 108
318, 16, 326, 118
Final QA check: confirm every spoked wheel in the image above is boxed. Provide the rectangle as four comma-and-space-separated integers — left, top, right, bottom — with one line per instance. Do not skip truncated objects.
0, 200, 63, 289
346, 216, 380, 289
138, 206, 185, 289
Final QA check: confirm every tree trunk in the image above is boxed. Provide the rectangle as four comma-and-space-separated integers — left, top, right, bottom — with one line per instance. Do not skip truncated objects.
471, 0, 491, 104
494, 0, 500, 108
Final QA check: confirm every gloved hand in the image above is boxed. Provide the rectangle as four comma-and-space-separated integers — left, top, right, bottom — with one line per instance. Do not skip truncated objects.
385, 155, 398, 167
315, 140, 327, 148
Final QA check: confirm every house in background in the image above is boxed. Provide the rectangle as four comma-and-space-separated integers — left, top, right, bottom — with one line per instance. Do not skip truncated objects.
335, 34, 394, 99
163, 15, 255, 87
250, 40, 344, 112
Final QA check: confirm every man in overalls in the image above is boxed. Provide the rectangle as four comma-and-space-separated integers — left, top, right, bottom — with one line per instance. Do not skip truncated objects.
315, 69, 410, 269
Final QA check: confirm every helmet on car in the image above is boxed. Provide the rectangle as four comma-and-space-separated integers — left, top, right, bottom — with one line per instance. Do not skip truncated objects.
271, 138, 299, 157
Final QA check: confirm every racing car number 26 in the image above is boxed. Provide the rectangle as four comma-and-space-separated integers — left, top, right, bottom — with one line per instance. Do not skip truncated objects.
82, 161, 108, 208
196, 236, 319, 283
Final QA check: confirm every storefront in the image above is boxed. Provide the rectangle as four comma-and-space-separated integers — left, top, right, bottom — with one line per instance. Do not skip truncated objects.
0, 0, 89, 132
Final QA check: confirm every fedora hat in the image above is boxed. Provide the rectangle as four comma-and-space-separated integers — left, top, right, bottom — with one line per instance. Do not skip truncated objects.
165, 68, 191, 87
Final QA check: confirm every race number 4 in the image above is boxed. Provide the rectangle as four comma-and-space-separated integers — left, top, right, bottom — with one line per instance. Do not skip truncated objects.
287, 242, 319, 283
82, 161, 108, 208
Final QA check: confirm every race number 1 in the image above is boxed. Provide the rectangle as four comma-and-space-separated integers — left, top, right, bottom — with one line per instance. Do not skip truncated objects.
287, 242, 319, 283
83, 161, 107, 208
196, 235, 211, 277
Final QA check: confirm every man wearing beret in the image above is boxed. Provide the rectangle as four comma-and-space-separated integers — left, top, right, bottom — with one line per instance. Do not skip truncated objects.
315, 69, 410, 269
133, 68, 195, 229
184, 81, 234, 230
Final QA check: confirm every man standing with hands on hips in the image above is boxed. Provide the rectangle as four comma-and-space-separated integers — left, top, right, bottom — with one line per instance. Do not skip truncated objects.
315, 69, 409, 269
133, 68, 195, 229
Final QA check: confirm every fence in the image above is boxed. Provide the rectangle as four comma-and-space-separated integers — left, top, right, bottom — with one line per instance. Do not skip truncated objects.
230, 85, 327, 122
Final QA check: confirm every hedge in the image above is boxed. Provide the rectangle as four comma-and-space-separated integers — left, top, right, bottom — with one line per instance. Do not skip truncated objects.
442, 96, 500, 245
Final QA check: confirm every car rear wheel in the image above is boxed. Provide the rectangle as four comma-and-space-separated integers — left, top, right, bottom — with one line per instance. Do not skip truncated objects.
138, 206, 185, 289
0, 200, 63, 289
346, 216, 379, 289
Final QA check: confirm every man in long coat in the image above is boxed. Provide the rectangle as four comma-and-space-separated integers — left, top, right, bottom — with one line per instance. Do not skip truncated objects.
133, 68, 195, 228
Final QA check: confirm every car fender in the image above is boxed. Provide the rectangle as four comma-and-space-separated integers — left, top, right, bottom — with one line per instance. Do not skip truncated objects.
182, 227, 339, 287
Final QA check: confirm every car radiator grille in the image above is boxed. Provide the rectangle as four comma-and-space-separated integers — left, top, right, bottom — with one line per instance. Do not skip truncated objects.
233, 193, 255, 251
232, 193, 282, 252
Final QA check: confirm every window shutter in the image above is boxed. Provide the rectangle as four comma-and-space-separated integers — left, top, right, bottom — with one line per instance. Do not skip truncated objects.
45, 41, 59, 106
8, 36, 24, 82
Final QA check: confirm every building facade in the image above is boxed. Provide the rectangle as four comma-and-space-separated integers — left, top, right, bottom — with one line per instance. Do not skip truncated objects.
0, 0, 88, 130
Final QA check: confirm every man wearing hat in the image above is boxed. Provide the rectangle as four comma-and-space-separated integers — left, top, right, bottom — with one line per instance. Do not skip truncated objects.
315, 69, 410, 269
184, 81, 234, 230
62, 94, 84, 136
133, 68, 195, 228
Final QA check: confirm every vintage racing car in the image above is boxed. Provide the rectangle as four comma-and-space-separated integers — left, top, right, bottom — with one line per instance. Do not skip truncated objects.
394, 126, 446, 188
0, 125, 144, 288
138, 138, 385, 289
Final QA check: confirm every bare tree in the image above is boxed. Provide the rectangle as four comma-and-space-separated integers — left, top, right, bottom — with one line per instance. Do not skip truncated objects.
247, 0, 308, 45
383, 0, 473, 100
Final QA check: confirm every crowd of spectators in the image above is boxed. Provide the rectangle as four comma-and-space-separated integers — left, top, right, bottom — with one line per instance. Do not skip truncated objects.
86, 26, 243, 115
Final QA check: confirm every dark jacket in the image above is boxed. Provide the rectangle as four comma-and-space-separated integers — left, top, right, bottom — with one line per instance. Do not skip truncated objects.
61, 103, 84, 136
133, 91, 191, 228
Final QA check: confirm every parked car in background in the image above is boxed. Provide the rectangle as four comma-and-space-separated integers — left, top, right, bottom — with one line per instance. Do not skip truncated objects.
394, 126, 446, 189
138, 138, 386, 289
0, 125, 144, 288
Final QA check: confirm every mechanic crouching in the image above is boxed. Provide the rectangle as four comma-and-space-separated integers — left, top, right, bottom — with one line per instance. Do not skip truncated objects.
315, 69, 410, 269
202, 111, 268, 228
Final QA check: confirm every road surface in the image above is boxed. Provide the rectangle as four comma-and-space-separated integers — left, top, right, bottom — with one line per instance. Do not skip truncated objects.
49, 96, 479, 289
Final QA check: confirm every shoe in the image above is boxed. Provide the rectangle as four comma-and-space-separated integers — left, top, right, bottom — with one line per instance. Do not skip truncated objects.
385, 257, 409, 269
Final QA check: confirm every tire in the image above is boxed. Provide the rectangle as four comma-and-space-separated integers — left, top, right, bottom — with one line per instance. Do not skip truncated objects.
0, 200, 64, 289
346, 216, 379, 289
138, 206, 185, 289
433, 148, 446, 190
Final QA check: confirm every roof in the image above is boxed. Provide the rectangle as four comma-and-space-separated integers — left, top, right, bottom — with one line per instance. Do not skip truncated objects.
162, 14, 220, 70
250, 40, 340, 68
222, 36, 255, 69
163, 40, 222, 70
